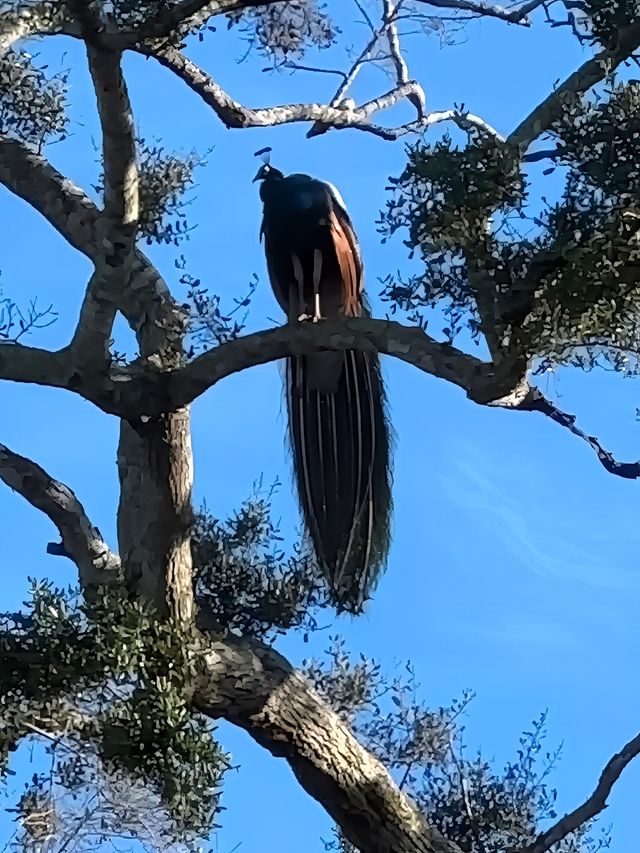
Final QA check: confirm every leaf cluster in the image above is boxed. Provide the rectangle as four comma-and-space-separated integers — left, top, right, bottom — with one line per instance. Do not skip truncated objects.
0, 49, 68, 147
0, 580, 229, 850
193, 481, 329, 641
226, 0, 337, 61
307, 640, 609, 853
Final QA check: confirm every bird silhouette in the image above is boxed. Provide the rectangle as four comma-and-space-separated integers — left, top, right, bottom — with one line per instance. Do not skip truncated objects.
254, 152, 392, 613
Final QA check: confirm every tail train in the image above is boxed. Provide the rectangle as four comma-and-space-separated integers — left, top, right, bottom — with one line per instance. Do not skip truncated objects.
286, 347, 392, 612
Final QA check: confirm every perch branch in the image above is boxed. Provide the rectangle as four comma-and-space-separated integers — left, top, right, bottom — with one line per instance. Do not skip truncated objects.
0, 442, 121, 589
512, 730, 640, 853
2, 313, 637, 484
116, 317, 508, 416
116, 317, 638, 480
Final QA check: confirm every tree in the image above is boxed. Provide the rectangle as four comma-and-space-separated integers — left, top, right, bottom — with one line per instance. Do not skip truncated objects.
0, 1, 639, 851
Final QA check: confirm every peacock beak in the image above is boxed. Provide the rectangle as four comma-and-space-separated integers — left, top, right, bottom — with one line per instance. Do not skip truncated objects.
252, 168, 263, 183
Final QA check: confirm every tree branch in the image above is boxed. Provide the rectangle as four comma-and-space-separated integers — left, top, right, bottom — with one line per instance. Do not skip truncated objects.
3, 315, 636, 484
512, 730, 640, 853
194, 627, 462, 853
506, 386, 640, 479
413, 0, 546, 24
306, 0, 425, 138
62, 2, 140, 366
0, 343, 74, 391
509, 19, 640, 149
115, 317, 512, 417
139, 44, 427, 139
85, 43, 138, 226
0, 442, 121, 590
0, 136, 102, 260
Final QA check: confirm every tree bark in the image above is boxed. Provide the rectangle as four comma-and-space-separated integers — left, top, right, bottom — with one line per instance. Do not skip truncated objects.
194, 631, 458, 853
117, 409, 195, 623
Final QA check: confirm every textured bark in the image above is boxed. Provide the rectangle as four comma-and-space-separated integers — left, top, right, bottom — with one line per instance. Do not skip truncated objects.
0, 442, 121, 590
117, 408, 194, 622
194, 631, 459, 853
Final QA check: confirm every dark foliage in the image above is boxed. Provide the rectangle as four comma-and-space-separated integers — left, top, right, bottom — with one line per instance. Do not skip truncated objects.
0, 49, 68, 147
193, 483, 329, 640
227, 0, 337, 60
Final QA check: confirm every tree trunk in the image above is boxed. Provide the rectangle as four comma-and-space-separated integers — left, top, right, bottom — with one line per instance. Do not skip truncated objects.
117, 408, 195, 623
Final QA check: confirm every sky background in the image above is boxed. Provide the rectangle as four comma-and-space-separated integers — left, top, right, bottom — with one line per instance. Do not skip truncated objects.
1, 2, 639, 851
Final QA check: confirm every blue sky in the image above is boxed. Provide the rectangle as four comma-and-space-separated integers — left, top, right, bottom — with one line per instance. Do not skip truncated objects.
1, 4, 639, 851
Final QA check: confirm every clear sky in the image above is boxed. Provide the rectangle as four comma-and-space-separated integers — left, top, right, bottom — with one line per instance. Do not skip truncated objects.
1, 4, 639, 852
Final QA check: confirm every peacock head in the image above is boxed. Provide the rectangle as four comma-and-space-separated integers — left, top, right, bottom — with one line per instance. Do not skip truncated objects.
252, 147, 284, 184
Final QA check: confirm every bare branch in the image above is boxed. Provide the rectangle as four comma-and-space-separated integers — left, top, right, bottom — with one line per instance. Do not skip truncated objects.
0, 442, 121, 589
509, 19, 640, 149
307, 0, 426, 138
0, 136, 102, 260
140, 43, 426, 139
0, 342, 73, 390
413, 0, 546, 24
504, 386, 640, 479
384, 0, 412, 87
195, 627, 462, 853
85, 43, 138, 226
512, 731, 640, 853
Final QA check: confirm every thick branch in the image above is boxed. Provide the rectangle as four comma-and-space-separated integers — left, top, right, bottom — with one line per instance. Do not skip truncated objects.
509, 20, 640, 148
84, 43, 138, 225
0, 136, 102, 260
0, 442, 121, 590
66, 5, 140, 365
116, 317, 513, 417
195, 628, 461, 853
512, 731, 640, 853
0, 343, 73, 390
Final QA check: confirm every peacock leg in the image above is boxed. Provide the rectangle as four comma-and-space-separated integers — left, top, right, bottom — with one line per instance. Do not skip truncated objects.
312, 248, 323, 322
292, 252, 311, 322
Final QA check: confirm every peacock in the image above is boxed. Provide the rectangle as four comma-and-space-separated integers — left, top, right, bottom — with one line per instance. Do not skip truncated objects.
254, 150, 393, 613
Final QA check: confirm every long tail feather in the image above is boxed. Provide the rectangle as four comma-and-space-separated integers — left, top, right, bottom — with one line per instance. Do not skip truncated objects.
286, 349, 392, 613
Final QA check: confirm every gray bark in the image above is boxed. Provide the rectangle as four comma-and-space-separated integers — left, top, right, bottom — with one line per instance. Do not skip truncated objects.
117, 410, 195, 622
